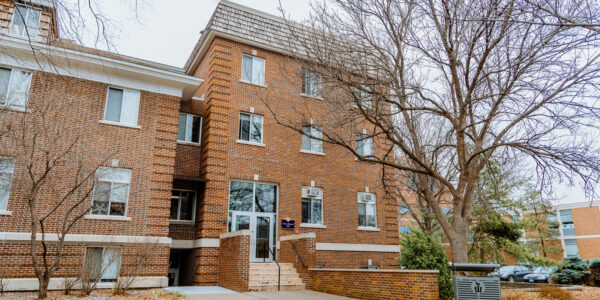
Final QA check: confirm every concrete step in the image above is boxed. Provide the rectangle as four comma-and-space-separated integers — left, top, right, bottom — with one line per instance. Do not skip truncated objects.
250, 263, 295, 270
248, 283, 306, 292
249, 273, 302, 281
250, 269, 299, 275
249, 278, 304, 286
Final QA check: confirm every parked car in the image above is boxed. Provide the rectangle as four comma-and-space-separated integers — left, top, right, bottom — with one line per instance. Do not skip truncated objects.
491, 265, 532, 282
523, 266, 557, 283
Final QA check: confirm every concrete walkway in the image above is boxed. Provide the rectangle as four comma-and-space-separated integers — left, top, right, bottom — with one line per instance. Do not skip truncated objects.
166, 287, 355, 300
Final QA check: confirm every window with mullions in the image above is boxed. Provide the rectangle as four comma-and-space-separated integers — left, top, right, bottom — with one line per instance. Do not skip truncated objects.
0, 157, 15, 211
241, 54, 265, 85
301, 125, 322, 153
354, 85, 372, 109
356, 134, 374, 156
228, 181, 277, 230
301, 70, 322, 98
358, 192, 377, 228
564, 239, 579, 257
84, 247, 121, 282
559, 209, 575, 236
302, 187, 323, 225
91, 167, 131, 216
238, 113, 263, 144
178, 113, 202, 144
10, 5, 41, 39
0, 67, 33, 109
170, 190, 196, 221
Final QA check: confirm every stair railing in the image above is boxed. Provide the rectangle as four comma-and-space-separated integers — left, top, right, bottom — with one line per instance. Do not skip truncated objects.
290, 241, 307, 268
263, 242, 281, 291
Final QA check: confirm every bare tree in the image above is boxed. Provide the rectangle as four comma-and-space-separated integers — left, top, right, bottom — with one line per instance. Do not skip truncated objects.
266, 0, 600, 263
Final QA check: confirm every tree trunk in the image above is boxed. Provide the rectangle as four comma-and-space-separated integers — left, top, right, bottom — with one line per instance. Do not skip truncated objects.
450, 218, 470, 263
37, 275, 49, 299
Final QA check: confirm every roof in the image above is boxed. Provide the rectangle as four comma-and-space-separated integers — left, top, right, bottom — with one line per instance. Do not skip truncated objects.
185, 0, 310, 74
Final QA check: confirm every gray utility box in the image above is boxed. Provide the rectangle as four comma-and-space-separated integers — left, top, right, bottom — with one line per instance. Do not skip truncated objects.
454, 276, 501, 300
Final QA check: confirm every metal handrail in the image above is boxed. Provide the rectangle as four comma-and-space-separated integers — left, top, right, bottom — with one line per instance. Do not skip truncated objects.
263, 242, 281, 291
290, 241, 307, 268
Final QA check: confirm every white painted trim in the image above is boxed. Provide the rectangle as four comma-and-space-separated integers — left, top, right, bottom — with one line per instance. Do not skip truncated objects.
220, 230, 251, 239
300, 149, 325, 156
308, 268, 438, 273
4, 276, 167, 291
194, 238, 220, 248
0, 210, 12, 216
236, 140, 266, 147
171, 239, 193, 249
0, 36, 203, 99
357, 226, 381, 232
85, 214, 132, 221
0, 232, 171, 244
559, 235, 600, 240
300, 223, 326, 229
280, 232, 316, 241
239, 79, 267, 88
316, 243, 400, 253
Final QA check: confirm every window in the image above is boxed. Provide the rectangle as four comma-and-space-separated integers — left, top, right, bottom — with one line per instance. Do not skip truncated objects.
358, 192, 376, 228
238, 112, 263, 144
91, 167, 131, 217
398, 203, 410, 215
301, 70, 322, 97
84, 247, 121, 282
356, 134, 374, 156
0, 157, 15, 211
441, 207, 453, 216
354, 85, 372, 109
399, 225, 411, 234
302, 187, 323, 225
301, 125, 322, 153
547, 212, 559, 230
0, 67, 32, 109
103, 87, 140, 126
170, 190, 196, 221
178, 113, 202, 144
10, 5, 41, 39
228, 181, 277, 231
241, 54, 265, 85
564, 239, 579, 257
559, 209, 575, 236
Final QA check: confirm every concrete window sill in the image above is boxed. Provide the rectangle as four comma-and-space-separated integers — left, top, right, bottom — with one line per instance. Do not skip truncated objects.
236, 140, 266, 147
300, 149, 325, 156
300, 223, 326, 229
85, 215, 132, 221
357, 226, 380, 232
98, 120, 141, 130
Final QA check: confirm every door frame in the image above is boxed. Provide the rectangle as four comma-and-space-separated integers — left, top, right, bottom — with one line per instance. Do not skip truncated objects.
232, 211, 276, 262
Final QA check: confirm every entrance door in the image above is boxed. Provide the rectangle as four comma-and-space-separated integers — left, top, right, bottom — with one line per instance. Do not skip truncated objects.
232, 212, 275, 262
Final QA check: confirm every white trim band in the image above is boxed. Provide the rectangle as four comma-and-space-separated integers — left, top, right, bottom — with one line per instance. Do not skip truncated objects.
220, 230, 251, 239
280, 232, 317, 241
4, 276, 167, 291
0, 232, 171, 244
171, 238, 221, 249
316, 243, 400, 253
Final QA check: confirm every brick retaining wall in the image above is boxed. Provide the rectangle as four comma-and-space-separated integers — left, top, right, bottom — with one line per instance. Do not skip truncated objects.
309, 268, 439, 300
217, 230, 250, 292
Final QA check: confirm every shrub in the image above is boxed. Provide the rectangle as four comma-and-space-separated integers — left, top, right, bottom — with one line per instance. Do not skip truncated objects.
396, 230, 453, 299
539, 286, 573, 300
552, 257, 590, 284
588, 258, 600, 286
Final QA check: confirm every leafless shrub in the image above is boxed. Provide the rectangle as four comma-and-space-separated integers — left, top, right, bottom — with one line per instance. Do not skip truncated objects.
112, 244, 158, 295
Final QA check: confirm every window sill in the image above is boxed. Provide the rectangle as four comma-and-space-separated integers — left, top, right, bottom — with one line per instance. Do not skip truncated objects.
239, 80, 267, 88
177, 141, 202, 147
300, 223, 326, 229
300, 93, 324, 101
170, 220, 196, 224
357, 226, 380, 232
300, 149, 325, 156
0, 105, 30, 113
236, 139, 266, 147
85, 215, 132, 221
98, 120, 141, 130
0, 210, 12, 216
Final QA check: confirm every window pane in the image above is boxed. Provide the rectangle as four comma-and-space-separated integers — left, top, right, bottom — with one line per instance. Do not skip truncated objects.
191, 116, 201, 144
560, 209, 573, 224
366, 203, 377, 227
24, 7, 40, 38
252, 57, 265, 85
170, 197, 179, 220
101, 248, 121, 281
7, 69, 31, 108
302, 125, 311, 151
179, 191, 194, 221
250, 115, 263, 143
302, 198, 310, 223
365, 137, 373, 156
105, 88, 123, 122
85, 247, 103, 281
562, 226, 575, 236
311, 127, 322, 152
91, 181, 110, 215
10, 6, 26, 36
565, 239, 578, 257
312, 199, 322, 224
0, 68, 11, 104
302, 70, 308, 94
0, 158, 15, 211
356, 135, 364, 156
255, 183, 276, 213
229, 181, 253, 211
241, 55, 253, 82
358, 203, 366, 226
120, 89, 140, 125
311, 73, 321, 97
177, 114, 186, 141
234, 215, 250, 231
239, 113, 250, 141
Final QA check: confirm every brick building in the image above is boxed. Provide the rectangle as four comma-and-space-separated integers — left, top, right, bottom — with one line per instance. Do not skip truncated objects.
0, 0, 402, 291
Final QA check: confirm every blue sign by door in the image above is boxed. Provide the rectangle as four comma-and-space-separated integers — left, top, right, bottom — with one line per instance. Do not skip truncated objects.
281, 219, 295, 229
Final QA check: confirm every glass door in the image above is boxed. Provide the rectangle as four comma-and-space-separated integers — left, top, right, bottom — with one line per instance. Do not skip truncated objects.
231, 212, 274, 262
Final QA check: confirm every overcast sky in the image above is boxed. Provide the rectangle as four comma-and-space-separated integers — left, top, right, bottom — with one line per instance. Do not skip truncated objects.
99, 0, 311, 67
92, 0, 590, 205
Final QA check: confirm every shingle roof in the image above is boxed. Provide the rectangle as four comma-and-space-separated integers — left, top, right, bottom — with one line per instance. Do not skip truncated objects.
184, 0, 309, 73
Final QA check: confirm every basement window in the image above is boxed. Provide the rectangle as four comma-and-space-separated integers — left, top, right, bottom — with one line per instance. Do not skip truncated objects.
84, 247, 121, 282
10, 4, 41, 39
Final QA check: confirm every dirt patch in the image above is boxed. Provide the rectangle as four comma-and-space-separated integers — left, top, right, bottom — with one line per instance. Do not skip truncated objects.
0, 288, 183, 299
502, 286, 600, 300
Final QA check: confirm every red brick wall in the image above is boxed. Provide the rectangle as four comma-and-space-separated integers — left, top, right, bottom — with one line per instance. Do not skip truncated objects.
309, 269, 439, 300
217, 232, 250, 292
316, 251, 399, 269
279, 235, 316, 285
168, 223, 195, 240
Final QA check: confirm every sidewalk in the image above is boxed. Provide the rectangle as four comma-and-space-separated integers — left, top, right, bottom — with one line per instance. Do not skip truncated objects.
165, 287, 355, 300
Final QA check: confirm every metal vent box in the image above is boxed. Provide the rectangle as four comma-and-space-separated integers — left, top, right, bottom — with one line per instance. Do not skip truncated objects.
454, 276, 501, 300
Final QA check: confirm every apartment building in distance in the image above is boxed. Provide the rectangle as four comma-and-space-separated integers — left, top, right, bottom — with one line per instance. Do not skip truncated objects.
0, 0, 402, 291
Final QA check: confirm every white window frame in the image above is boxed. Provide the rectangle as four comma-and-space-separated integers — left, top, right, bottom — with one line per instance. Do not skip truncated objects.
301, 187, 323, 225
357, 192, 377, 229
240, 54, 266, 86
170, 189, 196, 222
301, 70, 322, 98
9, 4, 41, 39
90, 167, 132, 217
101, 86, 141, 128
0, 67, 33, 110
237, 112, 264, 145
301, 125, 323, 154
0, 156, 16, 212
177, 113, 202, 145
564, 239, 579, 257
356, 134, 374, 156
84, 246, 122, 282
